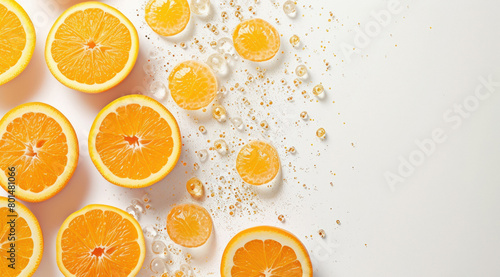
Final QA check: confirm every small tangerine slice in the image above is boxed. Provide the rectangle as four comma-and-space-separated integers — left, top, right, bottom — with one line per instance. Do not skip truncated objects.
56, 204, 145, 277
0, 196, 43, 276
236, 140, 280, 186
168, 60, 218, 110
0, 0, 36, 86
89, 95, 182, 188
233, 18, 280, 62
167, 203, 212, 248
220, 226, 313, 277
0, 102, 79, 202
145, 0, 191, 36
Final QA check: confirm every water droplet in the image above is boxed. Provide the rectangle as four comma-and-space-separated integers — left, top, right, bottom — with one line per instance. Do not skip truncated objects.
217, 37, 236, 56
283, 0, 297, 16
295, 65, 307, 78
152, 239, 168, 255
313, 84, 324, 96
278, 214, 285, 222
198, 149, 208, 162
131, 199, 144, 213
288, 146, 296, 154
289, 35, 300, 47
214, 139, 228, 155
190, 0, 210, 15
206, 53, 228, 75
142, 193, 150, 203
212, 104, 227, 122
231, 117, 244, 130
126, 205, 140, 220
186, 177, 204, 198
259, 120, 269, 130
180, 42, 187, 48
180, 264, 193, 276
300, 111, 308, 120
149, 81, 167, 100
143, 63, 155, 75
316, 128, 326, 139
150, 257, 168, 274
143, 226, 158, 238
318, 229, 326, 238
199, 125, 207, 134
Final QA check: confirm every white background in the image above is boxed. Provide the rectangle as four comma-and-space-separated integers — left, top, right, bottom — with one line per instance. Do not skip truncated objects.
1, 0, 500, 276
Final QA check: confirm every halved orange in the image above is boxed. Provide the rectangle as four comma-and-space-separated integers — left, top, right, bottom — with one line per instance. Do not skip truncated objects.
233, 18, 280, 62
168, 60, 218, 110
167, 203, 212, 248
0, 102, 79, 202
0, 0, 36, 86
236, 140, 280, 186
145, 0, 191, 37
0, 196, 43, 276
45, 2, 139, 93
56, 204, 145, 277
221, 226, 313, 277
89, 95, 182, 188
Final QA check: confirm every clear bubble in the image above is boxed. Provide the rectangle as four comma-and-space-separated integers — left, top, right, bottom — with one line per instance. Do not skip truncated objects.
143, 225, 158, 238
198, 125, 207, 134
206, 53, 228, 75
316, 128, 326, 139
212, 104, 227, 122
300, 111, 308, 120
214, 139, 228, 155
283, 0, 297, 16
260, 120, 269, 130
191, 0, 210, 15
231, 117, 244, 131
290, 35, 300, 47
152, 239, 168, 255
186, 177, 204, 198
150, 257, 168, 274
217, 37, 236, 56
198, 149, 208, 162
278, 214, 285, 222
126, 205, 140, 220
295, 65, 307, 78
318, 229, 326, 238
180, 264, 194, 276
131, 199, 144, 213
149, 80, 167, 100
313, 84, 325, 96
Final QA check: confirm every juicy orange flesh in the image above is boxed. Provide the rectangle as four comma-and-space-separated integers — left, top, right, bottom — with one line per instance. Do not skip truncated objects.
0, 3, 27, 75
51, 8, 132, 85
145, 0, 190, 36
233, 19, 280, 61
232, 239, 303, 276
167, 204, 212, 247
95, 103, 174, 180
61, 209, 141, 276
169, 61, 217, 110
0, 207, 34, 276
0, 112, 68, 193
236, 141, 279, 185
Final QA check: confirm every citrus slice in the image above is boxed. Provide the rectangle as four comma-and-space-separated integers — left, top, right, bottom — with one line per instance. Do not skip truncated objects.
89, 95, 182, 188
0, 102, 79, 202
0, 0, 35, 86
56, 204, 145, 277
45, 2, 139, 93
232, 18, 280, 62
221, 226, 313, 277
0, 196, 43, 277
168, 60, 218, 110
167, 203, 212, 248
236, 140, 280, 186
145, 0, 191, 37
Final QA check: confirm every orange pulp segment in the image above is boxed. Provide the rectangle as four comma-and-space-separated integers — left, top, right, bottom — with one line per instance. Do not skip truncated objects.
56, 204, 145, 277
0, 196, 43, 277
236, 140, 280, 186
167, 203, 212, 248
89, 95, 181, 188
233, 18, 280, 62
0, 102, 79, 202
145, 0, 191, 37
45, 2, 139, 93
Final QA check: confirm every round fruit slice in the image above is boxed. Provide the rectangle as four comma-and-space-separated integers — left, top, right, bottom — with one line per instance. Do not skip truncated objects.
0, 196, 43, 277
233, 18, 280, 62
56, 204, 145, 277
0, 0, 36, 86
236, 140, 280, 186
0, 102, 79, 202
168, 60, 218, 110
167, 203, 212, 248
145, 0, 191, 37
221, 226, 313, 277
45, 2, 139, 93
89, 95, 181, 188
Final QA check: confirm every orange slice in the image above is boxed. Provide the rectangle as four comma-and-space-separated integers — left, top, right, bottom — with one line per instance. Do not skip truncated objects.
45, 2, 139, 93
89, 95, 181, 188
0, 0, 36, 86
0, 102, 79, 202
221, 226, 313, 277
56, 204, 145, 277
0, 196, 43, 277
168, 60, 218, 110
236, 140, 280, 186
145, 0, 191, 37
233, 18, 280, 62
167, 203, 212, 248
